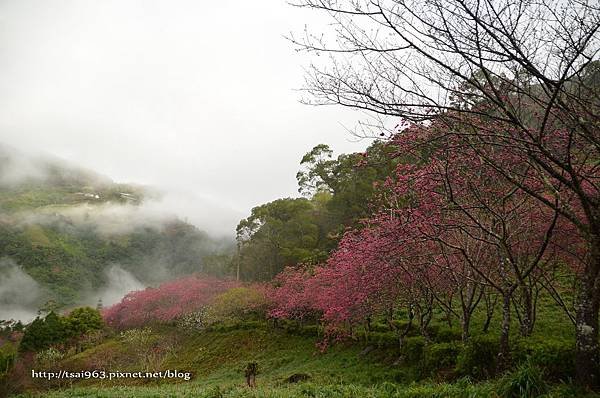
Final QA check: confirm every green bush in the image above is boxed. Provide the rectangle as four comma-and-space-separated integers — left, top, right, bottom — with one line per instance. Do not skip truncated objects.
422, 342, 462, 373
19, 312, 67, 352
513, 338, 575, 382
19, 308, 104, 353
64, 307, 103, 337
370, 331, 400, 348
431, 325, 462, 343
370, 322, 392, 332
499, 361, 548, 398
401, 336, 426, 364
300, 324, 320, 337
455, 334, 499, 380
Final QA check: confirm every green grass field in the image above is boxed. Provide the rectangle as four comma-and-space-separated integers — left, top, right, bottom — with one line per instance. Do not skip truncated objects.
8, 315, 597, 398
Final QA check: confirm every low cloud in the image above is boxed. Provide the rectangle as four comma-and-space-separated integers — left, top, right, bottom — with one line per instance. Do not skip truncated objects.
92, 265, 145, 307
18, 202, 178, 236
0, 258, 44, 322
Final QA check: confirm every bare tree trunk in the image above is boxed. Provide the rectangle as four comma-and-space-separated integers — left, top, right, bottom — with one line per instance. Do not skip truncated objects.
417, 295, 434, 341
575, 236, 600, 388
459, 277, 483, 342
364, 316, 372, 343
517, 285, 534, 337
443, 292, 454, 327
497, 293, 512, 372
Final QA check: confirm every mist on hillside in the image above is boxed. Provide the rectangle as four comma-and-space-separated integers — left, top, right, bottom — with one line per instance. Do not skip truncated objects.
88, 265, 145, 307
0, 259, 145, 321
0, 258, 43, 322
0, 146, 237, 321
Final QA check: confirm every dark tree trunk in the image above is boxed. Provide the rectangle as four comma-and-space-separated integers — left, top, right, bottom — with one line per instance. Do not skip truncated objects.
461, 311, 471, 343
575, 235, 600, 389
482, 291, 497, 334
418, 301, 433, 341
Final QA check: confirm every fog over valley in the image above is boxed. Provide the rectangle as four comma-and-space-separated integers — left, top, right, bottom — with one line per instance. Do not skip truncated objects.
0, 145, 238, 320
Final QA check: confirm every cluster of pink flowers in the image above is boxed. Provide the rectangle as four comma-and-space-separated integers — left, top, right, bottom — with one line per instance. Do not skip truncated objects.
102, 275, 241, 329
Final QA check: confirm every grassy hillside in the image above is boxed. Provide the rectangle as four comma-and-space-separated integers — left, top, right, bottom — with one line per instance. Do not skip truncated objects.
7, 320, 595, 398
0, 264, 591, 397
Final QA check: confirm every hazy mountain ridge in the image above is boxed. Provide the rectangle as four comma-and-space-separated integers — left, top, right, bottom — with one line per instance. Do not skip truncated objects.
0, 144, 153, 212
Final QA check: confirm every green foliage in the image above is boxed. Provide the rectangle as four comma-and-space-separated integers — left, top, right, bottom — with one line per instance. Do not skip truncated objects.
63, 307, 103, 337
236, 198, 325, 280
19, 308, 103, 353
499, 362, 548, 398
204, 287, 269, 325
400, 336, 426, 364
296, 142, 397, 221
296, 143, 336, 196
422, 342, 462, 374
236, 142, 398, 281
19, 312, 67, 352
455, 335, 499, 380
513, 338, 575, 382
429, 325, 462, 343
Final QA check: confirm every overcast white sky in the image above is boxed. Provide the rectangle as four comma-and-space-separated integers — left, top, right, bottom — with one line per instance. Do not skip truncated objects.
0, 0, 374, 235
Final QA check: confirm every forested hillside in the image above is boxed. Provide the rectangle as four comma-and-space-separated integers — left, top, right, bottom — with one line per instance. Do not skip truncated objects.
235, 141, 397, 280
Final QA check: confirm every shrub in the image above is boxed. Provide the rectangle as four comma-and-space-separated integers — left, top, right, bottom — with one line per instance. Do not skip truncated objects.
513, 338, 575, 382
19, 312, 68, 352
204, 286, 269, 325
177, 310, 207, 332
299, 324, 320, 337
19, 308, 104, 353
422, 342, 462, 374
64, 307, 103, 337
400, 336, 426, 364
432, 326, 462, 343
36, 347, 64, 367
499, 362, 548, 398
119, 328, 162, 371
76, 329, 106, 352
371, 331, 400, 348
370, 322, 392, 332
455, 334, 499, 380
119, 327, 154, 346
